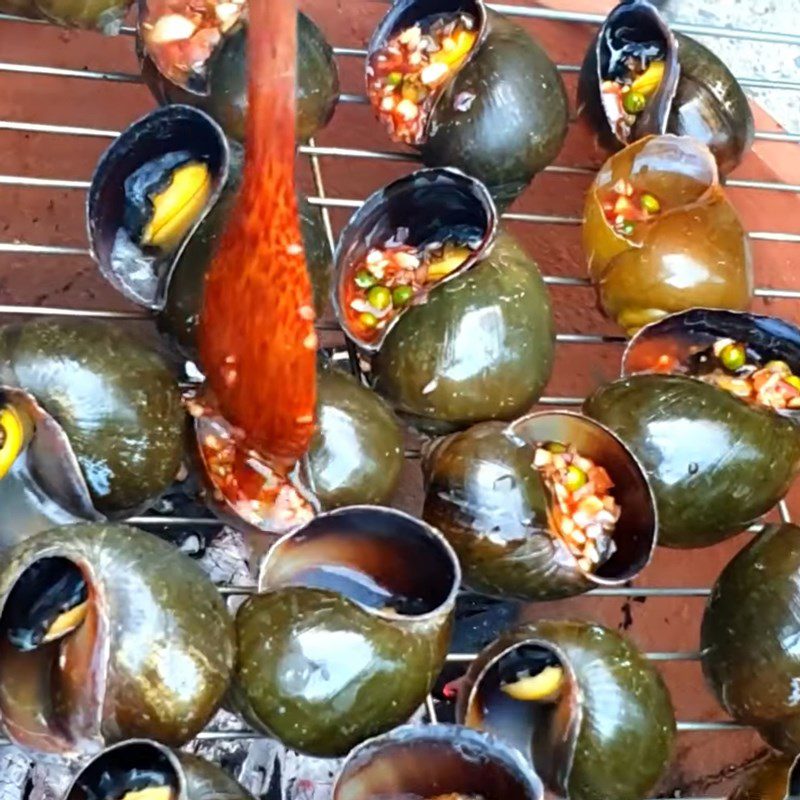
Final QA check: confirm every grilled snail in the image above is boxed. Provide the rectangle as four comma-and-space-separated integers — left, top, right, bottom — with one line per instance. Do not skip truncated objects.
0, 0, 130, 32
702, 523, 800, 755
0, 523, 234, 755
458, 620, 676, 800
333, 724, 544, 800
578, 0, 754, 175
583, 135, 752, 335
333, 167, 554, 435
0, 317, 184, 552
138, 2, 338, 143
422, 410, 656, 600
366, 0, 568, 209
87, 104, 332, 359
192, 363, 404, 533
585, 309, 800, 547
231, 506, 460, 757
66, 739, 254, 800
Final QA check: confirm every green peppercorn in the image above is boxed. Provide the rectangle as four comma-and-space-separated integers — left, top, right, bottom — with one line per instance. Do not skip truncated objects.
359, 312, 378, 328
719, 342, 747, 372
367, 285, 392, 311
564, 465, 588, 492
545, 441, 567, 454
620, 221, 635, 237
387, 71, 403, 87
623, 90, 646, 114
392, 285, 414, 307
640, 193, 661, 215
766, 360, 792, 376
355, 269, 376, 289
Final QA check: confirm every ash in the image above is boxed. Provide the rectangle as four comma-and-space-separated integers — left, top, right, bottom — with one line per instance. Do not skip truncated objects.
0, 748, 74, 800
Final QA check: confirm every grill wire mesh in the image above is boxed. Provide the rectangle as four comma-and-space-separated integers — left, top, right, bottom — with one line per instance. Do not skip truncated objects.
0, 1, 799, 797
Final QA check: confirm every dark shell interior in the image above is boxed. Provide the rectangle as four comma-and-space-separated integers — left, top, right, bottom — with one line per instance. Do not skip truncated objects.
508, 412, 657, 584
260, 507, 459, 618
366, 0, 486, 140
67, 741, 179, 800
462, 640, 578, 794
623, 308, 800, 417
0, 554, 95, 753
0, 387, 101, 552
590, 0, 679, 143
334, 724, 543, 800
87, 104, 228, 310
0, 556, 87, 651
333, 167, 497, 351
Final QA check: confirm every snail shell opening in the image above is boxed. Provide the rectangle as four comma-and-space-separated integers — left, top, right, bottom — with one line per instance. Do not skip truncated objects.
459, 638, 579, 795
88, 105, 229, 310
259, 505, 461, 620
333, 723, 543, 800
0, 554, 101, 754
332, 167, 497, 352
66, 740, 183, 800
507, 411, 657, 586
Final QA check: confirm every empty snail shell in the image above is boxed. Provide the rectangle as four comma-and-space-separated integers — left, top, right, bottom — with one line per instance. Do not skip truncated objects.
231, 506, 460, 757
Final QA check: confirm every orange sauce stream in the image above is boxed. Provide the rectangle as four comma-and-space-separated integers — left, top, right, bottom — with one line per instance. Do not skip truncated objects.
198, 0, 317, 466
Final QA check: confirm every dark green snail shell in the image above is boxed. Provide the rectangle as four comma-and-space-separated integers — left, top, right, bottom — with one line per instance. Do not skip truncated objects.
333, 167, 554, 435
578, 0, 753, 175
0, 318, 185, 550
584, 374, 800, 548
194, 365, 404, 533
368, 0, 568, 210
231, 506, 460, 757
0, 523, 234, 754
66, 740, 255, 800
458, 620, 676, 800
87, 104, 332, 360
702, 524, 800, 756
139, 12, 339, 143
299, 365, 404, 509
0, 0, 42, 19
0, 0, 129, 31
373, 231, 554, 435
727, 754, 800, 800
422, 411, 657, 601
333, 724, 544, 800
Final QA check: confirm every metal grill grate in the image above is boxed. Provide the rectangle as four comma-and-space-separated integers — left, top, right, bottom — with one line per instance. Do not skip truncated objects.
0, 2, 799, 797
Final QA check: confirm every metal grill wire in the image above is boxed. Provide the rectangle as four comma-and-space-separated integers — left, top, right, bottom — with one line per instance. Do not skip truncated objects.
0, 2, 799, 796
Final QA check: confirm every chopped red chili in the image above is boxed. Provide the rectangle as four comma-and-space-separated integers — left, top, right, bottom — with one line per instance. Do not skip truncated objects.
533, 442, 621, 573
346, 235, 472, 342
684, 338, 800, 410
141, 0, 244, 89
368, 12, 478, 144
601, 178, 662, 236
